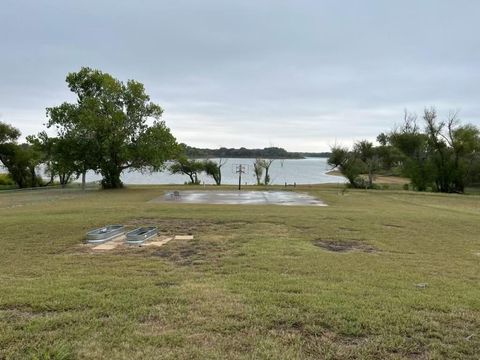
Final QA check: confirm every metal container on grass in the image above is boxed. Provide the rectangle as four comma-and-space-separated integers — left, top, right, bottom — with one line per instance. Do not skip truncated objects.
126, 227, 158, 244
86, 225, 125, 243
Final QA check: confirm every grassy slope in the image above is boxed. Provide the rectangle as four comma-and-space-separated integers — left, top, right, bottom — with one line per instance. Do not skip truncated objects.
0, 185, 479, 359
326, 170, 409, 186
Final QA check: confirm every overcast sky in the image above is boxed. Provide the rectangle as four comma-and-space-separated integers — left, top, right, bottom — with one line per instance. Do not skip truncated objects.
1, 0, 479, 151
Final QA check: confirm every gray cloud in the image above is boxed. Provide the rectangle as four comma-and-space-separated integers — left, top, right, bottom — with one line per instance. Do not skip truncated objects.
1, 0, 479, 151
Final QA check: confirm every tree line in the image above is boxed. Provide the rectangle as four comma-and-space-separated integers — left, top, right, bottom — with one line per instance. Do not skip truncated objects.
168, 156, 226, 185
0, 67, 324, 190
183, 145, 300, 159
168, 157, 275, 185
328, 108, 480, 193
182, 145, 330, 159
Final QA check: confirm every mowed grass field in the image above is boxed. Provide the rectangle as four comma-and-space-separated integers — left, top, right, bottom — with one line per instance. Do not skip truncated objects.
0, 185, 479, 359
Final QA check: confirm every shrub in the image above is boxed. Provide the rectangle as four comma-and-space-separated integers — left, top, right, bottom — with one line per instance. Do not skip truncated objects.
0, 173, 15, 186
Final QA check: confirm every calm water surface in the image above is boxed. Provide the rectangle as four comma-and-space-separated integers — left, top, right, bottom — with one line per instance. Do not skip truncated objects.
81, 157, 345, 185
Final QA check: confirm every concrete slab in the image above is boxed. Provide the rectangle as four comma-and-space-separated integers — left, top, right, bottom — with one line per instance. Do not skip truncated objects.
174, 235, 194, 240
92, 235, 125, 251
144, 236, 174, 247
152, 191, 326, 206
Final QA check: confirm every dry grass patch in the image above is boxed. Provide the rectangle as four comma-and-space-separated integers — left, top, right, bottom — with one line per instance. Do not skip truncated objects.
1, 185, 480, 359
153, 234, 236, 266
312, 239, 379, 253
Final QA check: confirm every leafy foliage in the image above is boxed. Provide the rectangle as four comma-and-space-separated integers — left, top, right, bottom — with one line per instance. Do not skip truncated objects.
181, 145, 319, 159
0, 122, 43, 188
387, 108, 480, 192
169, 157, 204, 184
203, 160, 223, 185
46, 67, 178, 188
0, 174, 15, 186
27, 132, 78, 187
328, 142, 379, 188
253, 158, 275, 185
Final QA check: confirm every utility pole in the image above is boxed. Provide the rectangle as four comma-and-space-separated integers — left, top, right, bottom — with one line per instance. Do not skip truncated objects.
235, 164, 247, 190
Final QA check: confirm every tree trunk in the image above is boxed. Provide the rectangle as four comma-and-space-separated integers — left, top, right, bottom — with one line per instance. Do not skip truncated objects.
101, 168, 123, 189
264, 168, 270, 185
81, 171, 86, 190
213, 170, 221, 185
60, 173, 72, 188
29, 166, 38, 187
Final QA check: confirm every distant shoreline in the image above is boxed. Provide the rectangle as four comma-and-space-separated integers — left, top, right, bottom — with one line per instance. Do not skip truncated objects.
188, 155, 330, 160
183, 145, 331, 159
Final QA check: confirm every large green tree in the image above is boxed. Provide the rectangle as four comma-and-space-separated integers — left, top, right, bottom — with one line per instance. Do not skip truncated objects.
169, 157, 204, 184
46, 67, 178, 188
382, 108, 480, 192
0, 122, 20, 144
328, 109, 480, 193
451, 124, 480, 187
328, 141, 380, 189
387, 112, 434, 191
0, 122, 43, 188
353, 140, 380, 188
423, 108, 480, 193
203, 159, 225, 185
28, 132, 78, 187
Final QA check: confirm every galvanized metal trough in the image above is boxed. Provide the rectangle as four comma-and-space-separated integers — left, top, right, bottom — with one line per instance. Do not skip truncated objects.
86, 225, 125, 244
126, 226, 158, 244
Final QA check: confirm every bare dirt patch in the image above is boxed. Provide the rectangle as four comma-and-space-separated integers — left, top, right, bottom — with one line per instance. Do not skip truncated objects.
70, 219, 248, 259
155, 280, 179, 288
312, 239, 378, 253
143, 236, 174, 248
383, 223, 405, 229
125, 218, 248, 236
153, 236, 230, 266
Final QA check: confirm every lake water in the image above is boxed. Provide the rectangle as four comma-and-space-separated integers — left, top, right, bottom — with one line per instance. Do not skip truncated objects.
80, 157, 345, 185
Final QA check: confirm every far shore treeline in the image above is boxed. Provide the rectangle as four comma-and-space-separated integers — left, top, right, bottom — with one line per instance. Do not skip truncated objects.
1, 67, 479, 193
182, 145, 330, 160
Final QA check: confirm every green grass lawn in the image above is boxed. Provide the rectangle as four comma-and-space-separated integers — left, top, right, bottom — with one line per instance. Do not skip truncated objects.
0, 185, 479, 359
